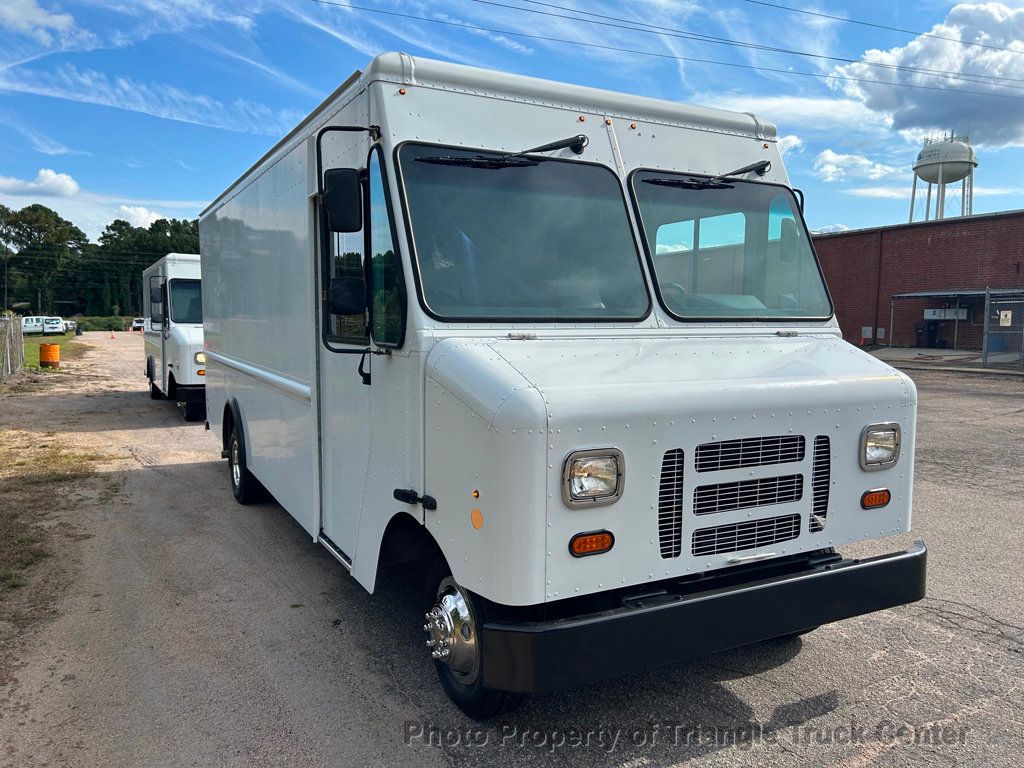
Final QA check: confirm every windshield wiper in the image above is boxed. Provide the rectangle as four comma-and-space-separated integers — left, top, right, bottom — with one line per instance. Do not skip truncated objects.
416, 133, 589, 169
642, 159, 771, 189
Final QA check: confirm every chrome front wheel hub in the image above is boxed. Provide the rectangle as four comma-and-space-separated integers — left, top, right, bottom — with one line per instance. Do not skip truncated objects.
230, 438, 241, 487
423, 577, 479, 684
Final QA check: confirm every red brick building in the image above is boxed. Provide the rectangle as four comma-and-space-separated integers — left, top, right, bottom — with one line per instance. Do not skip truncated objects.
812, 210, 1024, 349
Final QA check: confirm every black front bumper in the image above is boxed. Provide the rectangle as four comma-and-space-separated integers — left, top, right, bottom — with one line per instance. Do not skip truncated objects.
481, 541, 927, 693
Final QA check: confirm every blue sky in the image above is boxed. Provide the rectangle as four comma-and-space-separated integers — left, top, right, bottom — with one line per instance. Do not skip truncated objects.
3, 0, 1024, 240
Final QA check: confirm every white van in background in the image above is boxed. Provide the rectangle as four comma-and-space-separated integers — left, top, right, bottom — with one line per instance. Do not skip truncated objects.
142, 253, 205, 421
43, 317, 64, 335
21, 316, 44, 335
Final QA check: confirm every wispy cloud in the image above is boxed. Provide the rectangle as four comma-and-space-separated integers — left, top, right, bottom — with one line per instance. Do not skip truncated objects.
0, 63, 303, 135
0, 115, 87, 155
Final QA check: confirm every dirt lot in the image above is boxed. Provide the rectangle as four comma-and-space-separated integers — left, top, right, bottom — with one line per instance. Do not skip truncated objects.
1, 333, 1022, 767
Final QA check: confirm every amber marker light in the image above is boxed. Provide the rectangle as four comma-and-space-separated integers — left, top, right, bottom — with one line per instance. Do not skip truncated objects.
861, 489, 891, 509
197, 370, 205, 376
569, 530, 614, 558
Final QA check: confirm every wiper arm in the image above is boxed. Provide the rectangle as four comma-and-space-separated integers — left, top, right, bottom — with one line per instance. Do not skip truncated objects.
415, 134, 589, 169
641, 159, 772, 189
516, 134, 588, 156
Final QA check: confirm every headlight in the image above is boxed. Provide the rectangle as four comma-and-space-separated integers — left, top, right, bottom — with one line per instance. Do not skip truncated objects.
562, 449, 624, 507
194, 352, 206, 364
860, 423, 901, 470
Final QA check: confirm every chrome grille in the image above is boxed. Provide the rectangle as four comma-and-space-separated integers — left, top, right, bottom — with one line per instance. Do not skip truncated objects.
810, 436, 831, 532
692, 513, 801, 557
695, 435, 805, 472
658, 449, 685, 558
693, 474, 803, 515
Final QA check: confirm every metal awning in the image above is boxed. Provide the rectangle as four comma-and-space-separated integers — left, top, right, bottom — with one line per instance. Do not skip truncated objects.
891, 288, 1024, 300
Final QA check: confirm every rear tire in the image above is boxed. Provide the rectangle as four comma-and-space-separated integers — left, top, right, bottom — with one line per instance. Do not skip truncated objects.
227, 424, 261, 504
424, 559, 524, 720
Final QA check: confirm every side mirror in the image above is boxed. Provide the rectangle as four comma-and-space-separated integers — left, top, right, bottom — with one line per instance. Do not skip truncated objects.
150, 283, 163, 303
328, 276, 367, 316
322, 168, 362, 233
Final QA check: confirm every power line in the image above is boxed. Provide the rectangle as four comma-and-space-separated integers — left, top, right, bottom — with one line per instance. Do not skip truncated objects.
471, 0, 1024, 90
309, 1, 1024, 102
739, 0, 1024, 56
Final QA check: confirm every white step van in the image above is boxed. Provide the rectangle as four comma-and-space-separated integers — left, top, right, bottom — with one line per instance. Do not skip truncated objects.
142, 253, 206, 421
200, 53, 926, 718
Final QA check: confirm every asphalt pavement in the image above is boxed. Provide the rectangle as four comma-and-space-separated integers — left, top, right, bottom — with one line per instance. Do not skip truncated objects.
1, 333, 1021, 767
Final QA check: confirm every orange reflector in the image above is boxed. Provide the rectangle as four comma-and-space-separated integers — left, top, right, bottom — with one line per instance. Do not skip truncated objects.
197, 369, 205, 376
861, 489, 891, 509
569, 530, 614, 558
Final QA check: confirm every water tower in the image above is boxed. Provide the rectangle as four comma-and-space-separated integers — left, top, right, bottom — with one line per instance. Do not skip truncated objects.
909, 134, 978, 222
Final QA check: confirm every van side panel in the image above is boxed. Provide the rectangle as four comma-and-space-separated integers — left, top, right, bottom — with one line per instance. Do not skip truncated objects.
200, 140, 320, 536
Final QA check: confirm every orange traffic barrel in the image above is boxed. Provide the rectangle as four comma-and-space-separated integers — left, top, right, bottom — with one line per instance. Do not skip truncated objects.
39, 343, 60, 369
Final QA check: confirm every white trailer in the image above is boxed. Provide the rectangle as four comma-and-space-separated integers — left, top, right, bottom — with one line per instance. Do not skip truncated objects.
142, 253, 206, 421
200, 53, 926, 718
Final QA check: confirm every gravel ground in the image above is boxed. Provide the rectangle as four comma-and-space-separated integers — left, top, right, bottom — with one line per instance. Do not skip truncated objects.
0, 333, 1021, 767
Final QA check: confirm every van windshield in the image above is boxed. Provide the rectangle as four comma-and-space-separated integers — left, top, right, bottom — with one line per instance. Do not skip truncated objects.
169, 279, 202, 324
631, 171, 832, 319
397, 144, 649, 320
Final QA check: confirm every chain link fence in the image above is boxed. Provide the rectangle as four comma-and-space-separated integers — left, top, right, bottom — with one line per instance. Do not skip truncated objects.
983, 289, 1024, 370
1, 314, 24, 381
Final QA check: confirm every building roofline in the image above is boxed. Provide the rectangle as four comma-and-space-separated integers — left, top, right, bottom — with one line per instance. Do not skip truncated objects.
812, 207, 1024, 239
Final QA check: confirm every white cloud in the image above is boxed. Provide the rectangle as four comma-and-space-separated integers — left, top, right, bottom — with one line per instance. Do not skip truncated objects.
0, 168, 79, 196
813, 149, 900, 182
692, 93, 891, 138
812, 224, 850, 234
0, 64, 303, 135
118, 204, 165, 228
656, 242, 691, 253
777, 135, 803, 156
832, 3, 1024, 147
0, 0, 76, 45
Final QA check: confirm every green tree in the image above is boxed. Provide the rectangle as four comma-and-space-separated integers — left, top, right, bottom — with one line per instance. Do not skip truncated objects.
8, 204, 87, 313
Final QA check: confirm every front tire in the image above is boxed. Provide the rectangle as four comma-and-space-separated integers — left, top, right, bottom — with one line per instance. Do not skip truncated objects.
227, 424, 261, 504
424, 560, 524, 720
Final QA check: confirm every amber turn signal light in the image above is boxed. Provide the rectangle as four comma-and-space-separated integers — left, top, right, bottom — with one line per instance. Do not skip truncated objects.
861, 489, 891, 509
569, 530, 614, 557
197, 369, 205, 376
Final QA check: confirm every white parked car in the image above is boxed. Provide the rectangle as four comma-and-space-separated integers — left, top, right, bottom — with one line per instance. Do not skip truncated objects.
21, 316, 44, 335
63, 319, 77, 332
42, 317, 64, 335
131, 317, 145, 332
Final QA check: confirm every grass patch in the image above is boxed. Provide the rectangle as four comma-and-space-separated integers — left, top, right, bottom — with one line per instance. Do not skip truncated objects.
0, 432, 108, 593
22, 332, 89, 368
